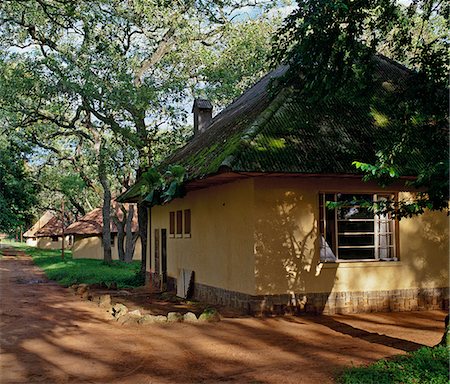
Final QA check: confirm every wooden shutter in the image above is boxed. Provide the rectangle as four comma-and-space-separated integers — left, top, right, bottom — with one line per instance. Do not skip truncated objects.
176, 210, 182, 235
184, 209, 191, 235
169, 212, 175, 236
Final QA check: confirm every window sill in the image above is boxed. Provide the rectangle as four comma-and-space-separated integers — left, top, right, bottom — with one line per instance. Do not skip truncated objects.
320, 259, 402, 269
184, 234, 191, 238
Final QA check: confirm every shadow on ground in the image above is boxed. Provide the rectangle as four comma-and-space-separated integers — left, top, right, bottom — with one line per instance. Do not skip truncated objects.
0, 254, 446, 384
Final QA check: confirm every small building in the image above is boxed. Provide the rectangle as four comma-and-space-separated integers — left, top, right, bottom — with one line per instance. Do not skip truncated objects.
23, 211, 54, 247
34, 216, 71, 250
122, 56, 448, 314
65, 206, 141, 261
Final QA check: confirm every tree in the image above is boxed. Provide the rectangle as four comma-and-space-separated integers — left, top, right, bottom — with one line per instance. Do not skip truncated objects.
0, 0, 282, 271
271, 0, 448, 217
1, 0, 281, 268
0, 134, 38, 234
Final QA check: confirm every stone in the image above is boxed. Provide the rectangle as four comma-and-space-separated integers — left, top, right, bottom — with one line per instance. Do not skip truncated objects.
198, 308, 221, 322
117, 312, 141, 325
167, 312, 183, 323
139, 314, 158, 325
81, 291, 89, 300
128, 309, 142, 317
153, 315, 167, 323
183, 312, 198, 323
117, 290, 132, 296
98, 295, 112, 309
112, 303, 128, 319
77, 284, 89, 295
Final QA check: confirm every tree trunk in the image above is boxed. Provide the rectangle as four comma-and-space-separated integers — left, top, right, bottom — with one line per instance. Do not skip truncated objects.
138, 202, 148, 275
112, 213, 126, 262
101, 185, 112, 264
124, 204, 136, 263
98, 139, 112, 264
134, 113, 150, 282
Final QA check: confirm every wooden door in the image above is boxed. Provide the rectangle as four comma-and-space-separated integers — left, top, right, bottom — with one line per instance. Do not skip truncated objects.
154, 229, 160, 287
161, 229, 167, 286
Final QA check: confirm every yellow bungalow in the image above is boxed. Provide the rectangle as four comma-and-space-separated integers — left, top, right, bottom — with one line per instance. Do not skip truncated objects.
23, 211, 54, 247
34, 215, 71, 250
65, 206, 141, 261
121, 57, 448, 314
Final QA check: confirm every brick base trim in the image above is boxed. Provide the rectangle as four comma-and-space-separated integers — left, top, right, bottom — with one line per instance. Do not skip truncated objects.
169, 277, 449, 315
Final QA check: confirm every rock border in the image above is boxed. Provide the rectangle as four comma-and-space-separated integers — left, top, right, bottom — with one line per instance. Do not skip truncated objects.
69, 284, 221, 326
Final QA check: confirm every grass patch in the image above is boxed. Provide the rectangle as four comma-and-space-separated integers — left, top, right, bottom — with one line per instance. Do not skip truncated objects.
338, 346, 449, 384
2, 241, 143, 288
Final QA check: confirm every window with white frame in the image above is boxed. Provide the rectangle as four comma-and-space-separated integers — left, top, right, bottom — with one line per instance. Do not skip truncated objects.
319, 193, 397, 262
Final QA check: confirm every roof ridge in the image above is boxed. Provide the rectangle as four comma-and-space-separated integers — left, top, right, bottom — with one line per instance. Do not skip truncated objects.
207, 65, 289, 129
374, 53, 415, 75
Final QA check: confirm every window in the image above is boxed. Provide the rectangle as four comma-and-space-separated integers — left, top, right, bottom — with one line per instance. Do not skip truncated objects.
51, 236, 59, 242
110, 234, 115, 246
169, 212, 175, 238
319, 193, 396, 262
184, 209, 191, 237
176, 210, 183, 237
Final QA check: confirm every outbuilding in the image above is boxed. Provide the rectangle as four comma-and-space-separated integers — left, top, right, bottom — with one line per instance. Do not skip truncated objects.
122, 57, 448, 314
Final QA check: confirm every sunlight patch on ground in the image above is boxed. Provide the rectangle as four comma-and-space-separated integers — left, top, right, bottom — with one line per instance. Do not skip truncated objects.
22, 338, 111, 379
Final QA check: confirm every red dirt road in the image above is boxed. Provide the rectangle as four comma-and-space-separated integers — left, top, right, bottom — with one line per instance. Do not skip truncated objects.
0, 253, 447, 384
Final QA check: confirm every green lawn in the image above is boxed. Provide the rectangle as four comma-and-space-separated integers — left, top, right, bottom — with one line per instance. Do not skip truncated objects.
1, 240, 143, 288
338, 346, 449, 384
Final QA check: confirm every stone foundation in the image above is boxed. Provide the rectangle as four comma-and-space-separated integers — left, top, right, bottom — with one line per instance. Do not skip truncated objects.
169, 277, 449, 315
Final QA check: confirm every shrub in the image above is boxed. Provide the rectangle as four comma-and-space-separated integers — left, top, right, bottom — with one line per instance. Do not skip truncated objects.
338, 346, 449, 384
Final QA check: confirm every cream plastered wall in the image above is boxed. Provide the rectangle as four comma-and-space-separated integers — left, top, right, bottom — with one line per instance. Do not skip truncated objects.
72, 235, 142, 260
254, 177, 449, 295
36, 236, 71, 250
26, 238, 38, 247
150, 178, 255, 295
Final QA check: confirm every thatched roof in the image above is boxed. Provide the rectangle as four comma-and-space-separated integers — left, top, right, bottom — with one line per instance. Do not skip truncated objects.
65, 205, 138, 236
121, 55, 425, 203
35, 216, 65, 237
23, 211, 54, 238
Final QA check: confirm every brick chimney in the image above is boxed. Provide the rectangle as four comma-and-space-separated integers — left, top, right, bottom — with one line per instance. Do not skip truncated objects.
192, 98, 213, 135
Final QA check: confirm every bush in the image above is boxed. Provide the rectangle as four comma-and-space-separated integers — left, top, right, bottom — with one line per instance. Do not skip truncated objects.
338, 346, 449, 384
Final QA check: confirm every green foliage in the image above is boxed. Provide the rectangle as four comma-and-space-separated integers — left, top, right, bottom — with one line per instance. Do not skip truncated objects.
186, 17, 280, 108
0, 135, 38, 233
272, 1, 449, 215
139, 164, 186, 205
271, 0, 399, 99
338, 346, 450, 384
22, 245, 142, 288
0, 0, 283, 226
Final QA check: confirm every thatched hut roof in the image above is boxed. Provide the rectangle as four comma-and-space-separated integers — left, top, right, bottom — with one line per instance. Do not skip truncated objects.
23, 211, 54, 238
65, 205, 138, 236
35, 216, 65, 237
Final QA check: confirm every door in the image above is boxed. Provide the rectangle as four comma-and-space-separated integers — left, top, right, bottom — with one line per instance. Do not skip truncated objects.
154, 229, 160, 287
161, 229, 167, 287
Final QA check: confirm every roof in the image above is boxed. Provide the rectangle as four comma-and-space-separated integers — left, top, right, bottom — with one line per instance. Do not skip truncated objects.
34, 216, 65, 237
23, 211, 54, 238
121, 55, 440, 203
65, 204, 138, 236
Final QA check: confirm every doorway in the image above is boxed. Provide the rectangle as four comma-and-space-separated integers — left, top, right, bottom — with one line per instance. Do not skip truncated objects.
161, 229, 167, 287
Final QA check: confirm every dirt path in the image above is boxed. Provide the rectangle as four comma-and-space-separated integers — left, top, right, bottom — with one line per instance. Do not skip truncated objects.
0, 253, 446, 384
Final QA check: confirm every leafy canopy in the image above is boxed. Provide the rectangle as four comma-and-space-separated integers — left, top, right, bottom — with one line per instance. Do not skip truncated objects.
271, 0, 449, 217
0, 135, 39, 233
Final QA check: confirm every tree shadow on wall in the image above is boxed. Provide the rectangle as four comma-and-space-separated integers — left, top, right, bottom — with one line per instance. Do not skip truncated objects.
254, 189, 338, 314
